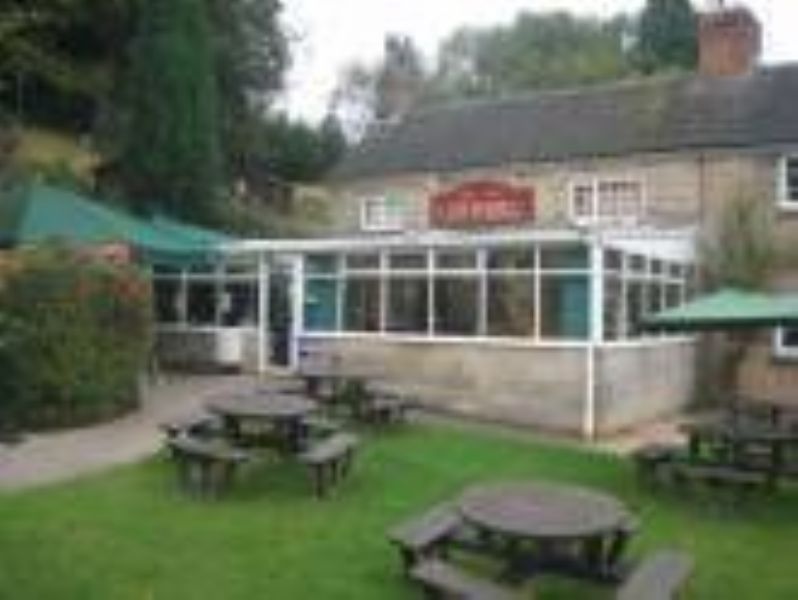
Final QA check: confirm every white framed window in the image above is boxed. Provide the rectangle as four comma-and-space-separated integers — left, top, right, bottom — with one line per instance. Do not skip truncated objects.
778, 156, 798, 211
359, 195, 407, 232
569, 178, 646, 227
773, 326, 798, 359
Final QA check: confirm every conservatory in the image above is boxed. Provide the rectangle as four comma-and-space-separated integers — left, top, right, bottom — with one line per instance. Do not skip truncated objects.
206, 226, 696, 437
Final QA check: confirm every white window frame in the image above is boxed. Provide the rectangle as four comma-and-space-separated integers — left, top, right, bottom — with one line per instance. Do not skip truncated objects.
777, 155, 798, 212
773, 326, 798, 359
568, 177, 647, 227
359, 195, 406, 232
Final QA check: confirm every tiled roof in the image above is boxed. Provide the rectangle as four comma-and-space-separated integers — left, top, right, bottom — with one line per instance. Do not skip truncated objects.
332, 64, 798, 180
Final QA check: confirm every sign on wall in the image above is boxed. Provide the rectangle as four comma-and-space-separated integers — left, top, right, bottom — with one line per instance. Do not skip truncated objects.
429, 180, 536, 228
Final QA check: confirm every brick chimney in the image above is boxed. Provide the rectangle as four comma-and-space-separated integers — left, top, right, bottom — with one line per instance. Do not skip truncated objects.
699, 5, 762, 77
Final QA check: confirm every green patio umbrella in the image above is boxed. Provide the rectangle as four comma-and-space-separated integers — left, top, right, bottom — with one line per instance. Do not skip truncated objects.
0, 182, 231, 267
643, 288, 798, 332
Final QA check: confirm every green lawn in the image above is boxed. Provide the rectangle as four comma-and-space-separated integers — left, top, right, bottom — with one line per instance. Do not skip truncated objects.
0, 423, 795, 599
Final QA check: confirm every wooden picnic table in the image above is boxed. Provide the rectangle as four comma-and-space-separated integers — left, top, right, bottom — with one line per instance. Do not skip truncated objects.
206, 393, 317, 453
458, 481, 634, 583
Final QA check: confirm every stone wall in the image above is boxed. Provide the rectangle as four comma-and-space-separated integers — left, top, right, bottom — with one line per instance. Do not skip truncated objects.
156, 328, 260, 372
596, 340, 697, 433
300, 336, 589, 433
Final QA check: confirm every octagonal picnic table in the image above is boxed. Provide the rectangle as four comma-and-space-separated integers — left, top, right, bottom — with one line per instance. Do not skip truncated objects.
206, 393, 317, 453
458, 481, 634, 583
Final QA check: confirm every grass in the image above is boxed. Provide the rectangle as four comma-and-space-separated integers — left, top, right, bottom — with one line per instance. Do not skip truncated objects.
0, 422, 796, 599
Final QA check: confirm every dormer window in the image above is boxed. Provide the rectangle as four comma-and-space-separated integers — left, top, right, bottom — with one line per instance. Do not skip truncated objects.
569, 178, 645, 227
778, 156, 798, 210
360, 195, 406, 232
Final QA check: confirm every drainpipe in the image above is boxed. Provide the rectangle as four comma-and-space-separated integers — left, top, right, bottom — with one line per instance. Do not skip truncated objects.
256, 252, 269, 374
584, 236, 604, 440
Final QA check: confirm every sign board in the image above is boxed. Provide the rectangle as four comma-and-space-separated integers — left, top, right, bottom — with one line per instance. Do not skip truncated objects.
429, 180, 536, 228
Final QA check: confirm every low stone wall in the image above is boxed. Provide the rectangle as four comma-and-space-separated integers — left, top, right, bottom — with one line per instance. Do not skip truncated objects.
299, 336, 589, 433
596, 340, 696, 433
156, 328, 260, 372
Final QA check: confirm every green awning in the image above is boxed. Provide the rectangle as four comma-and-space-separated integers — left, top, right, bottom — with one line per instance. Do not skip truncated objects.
0, 182, 232, 267
643, 288, 798, 332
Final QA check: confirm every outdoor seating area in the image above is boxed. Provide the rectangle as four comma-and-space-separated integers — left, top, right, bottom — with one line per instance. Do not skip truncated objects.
159, 371, 416, 498
633, 400, 798, 503
389, 481, 693, 599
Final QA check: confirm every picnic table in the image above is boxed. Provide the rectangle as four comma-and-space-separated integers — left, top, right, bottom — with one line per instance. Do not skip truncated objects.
206, 393, 317, 453
458, 481, 634, 583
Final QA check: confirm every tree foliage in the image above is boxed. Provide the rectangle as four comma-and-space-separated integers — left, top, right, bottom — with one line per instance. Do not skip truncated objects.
119, 0, 223, 223
636, 0, 698, 74
432, 12, 635, 100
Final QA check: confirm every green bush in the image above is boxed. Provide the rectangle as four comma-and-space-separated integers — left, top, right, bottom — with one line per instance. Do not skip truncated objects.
0, 246, 153, 430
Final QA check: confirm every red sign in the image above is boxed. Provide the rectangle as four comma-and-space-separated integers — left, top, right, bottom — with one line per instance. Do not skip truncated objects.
429, 180, 536, 228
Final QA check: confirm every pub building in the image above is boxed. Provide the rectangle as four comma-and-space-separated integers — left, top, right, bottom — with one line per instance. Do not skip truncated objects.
158, 5, 798, 437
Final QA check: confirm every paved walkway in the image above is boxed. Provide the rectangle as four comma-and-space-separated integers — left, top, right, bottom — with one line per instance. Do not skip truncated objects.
0, 375, 255, 491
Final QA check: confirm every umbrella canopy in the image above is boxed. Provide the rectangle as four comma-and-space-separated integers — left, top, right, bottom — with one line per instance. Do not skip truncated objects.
643, 288, 798, 332
0, 182, 232, 267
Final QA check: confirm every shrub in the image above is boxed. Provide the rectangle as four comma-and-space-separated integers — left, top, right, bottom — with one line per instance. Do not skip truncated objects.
0, 245, 153, 429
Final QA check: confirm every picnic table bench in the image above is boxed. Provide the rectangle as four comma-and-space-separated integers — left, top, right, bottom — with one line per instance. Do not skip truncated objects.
409, 559, 515, 600
669, 462, 771, 497
388, 503, 464, 569
616, 550, 693, 600
298, 432, 358, 497
160, 414, 223, 440
167, 434, 250, 497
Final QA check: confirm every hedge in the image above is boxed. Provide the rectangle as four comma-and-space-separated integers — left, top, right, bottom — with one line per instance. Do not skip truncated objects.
0, 245, 153, 430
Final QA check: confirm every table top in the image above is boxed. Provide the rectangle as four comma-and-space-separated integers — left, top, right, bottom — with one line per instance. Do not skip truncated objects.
206, 394, 316, 420
458, 481, 629, 540
681, 419, 797, 443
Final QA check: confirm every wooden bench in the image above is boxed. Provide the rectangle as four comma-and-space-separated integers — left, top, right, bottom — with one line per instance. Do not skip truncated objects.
388, 503, 464, 570
298, 432, 358, 497
668, 462, 770, 498
632, 444, 685, 485
300, 415, 342, 440
409, 559, 516, 600
361, 396, 413, 425
167, 434, 250, 497
616, 550, 693, 600
160, 414, 223, 440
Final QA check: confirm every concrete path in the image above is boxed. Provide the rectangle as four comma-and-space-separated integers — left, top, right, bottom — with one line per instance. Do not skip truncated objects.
0, 375, 256, 491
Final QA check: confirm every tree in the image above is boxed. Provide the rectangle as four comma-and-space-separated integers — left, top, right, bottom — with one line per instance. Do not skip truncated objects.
207, 0, 289, 175
430, 12, 636, 100
331, 34, 427, 139
120, 0, 223, 224
636, 0, 698, 74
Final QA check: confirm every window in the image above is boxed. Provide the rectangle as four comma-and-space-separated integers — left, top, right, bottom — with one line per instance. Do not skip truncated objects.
387, 278, 428, 333
774, 327, 798, 359
344, 278, 380, 332
779, 156, 798, 209
304, 254, 340, 332
154, 279, 181, 324
360, 195, 407, 231
434, 278, 479, 336
570, 178, 645, 226
221, 282, 258, 326
540, 275, 590, 339
186, 280, 216, 325
487, 275, 536, 337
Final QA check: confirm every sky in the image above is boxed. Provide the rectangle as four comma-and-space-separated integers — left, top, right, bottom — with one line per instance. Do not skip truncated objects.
278, 0, 798, 122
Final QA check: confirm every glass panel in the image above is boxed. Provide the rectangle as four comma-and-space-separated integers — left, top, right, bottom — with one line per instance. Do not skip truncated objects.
572, 184, 594, 218
603, 276, 623, 341
435, 251, 477, 270
434, 278, 478, 336
650, 259, 664, 275
305, 254, 338, 275
540, 275, 590, 339
625, 280, 645, 337
782, 327, 798, 348
389, 252, 427, 270
628, 254, 646, 273
304, 278, 339, 331
487, 247, 535, 270
487, 276, 535, 337
186, 281, 216, 325
387, 278, 428, 333
345, 253, 379, 271
154, 279, 180, 323
647, 281, 663, 315
787, 158, 798, 202
344, 278, 380, 332
604, 249, 623, 271
540, 244, 589, 270
668, 262, 684, 278
665, 283, 682, 309
221, 282, 258, 326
